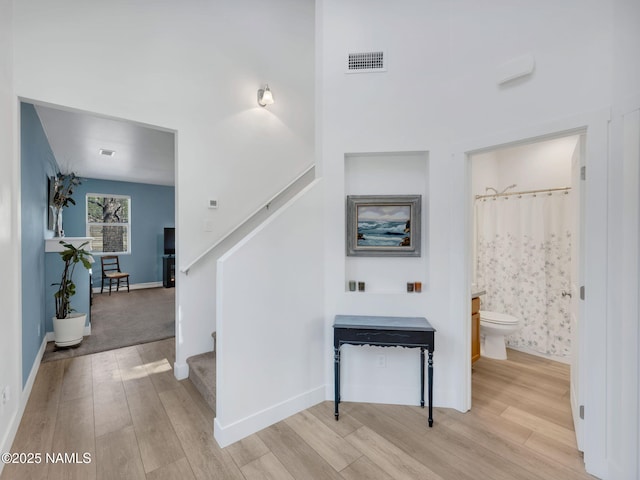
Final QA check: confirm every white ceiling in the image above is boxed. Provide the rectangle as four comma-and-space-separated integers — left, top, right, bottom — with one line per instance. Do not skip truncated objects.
34, 104, 175, 186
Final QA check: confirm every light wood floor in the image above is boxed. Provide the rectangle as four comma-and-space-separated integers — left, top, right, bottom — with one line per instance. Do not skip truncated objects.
1, 341, 595, 480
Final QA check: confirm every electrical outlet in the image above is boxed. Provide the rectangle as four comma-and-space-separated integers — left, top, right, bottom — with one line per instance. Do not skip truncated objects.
1, 386, 10, 405
376, 355, 386, 368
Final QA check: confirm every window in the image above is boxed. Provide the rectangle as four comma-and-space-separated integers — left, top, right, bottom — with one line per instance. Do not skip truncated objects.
86, 194, 131, 254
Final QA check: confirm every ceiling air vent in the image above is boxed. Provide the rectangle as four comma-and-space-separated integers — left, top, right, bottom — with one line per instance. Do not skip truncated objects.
99, 149, 116, 157
346, 51, 386, 74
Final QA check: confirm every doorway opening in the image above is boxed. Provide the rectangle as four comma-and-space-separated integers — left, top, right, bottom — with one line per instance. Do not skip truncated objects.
20, 99, 178, 364
467, 131, 585, 458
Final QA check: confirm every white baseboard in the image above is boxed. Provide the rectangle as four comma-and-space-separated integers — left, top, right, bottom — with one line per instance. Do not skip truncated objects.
213, 385, 325, 448
506, 345, 571, 364
0, 335, 48, 476
130, 282, 163, 291
22, 336, 47, 401
92, 281, 163, 294
174, 362, 189, 380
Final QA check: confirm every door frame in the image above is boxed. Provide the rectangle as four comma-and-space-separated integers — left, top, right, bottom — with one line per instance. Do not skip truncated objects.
451, 108, 610, 478
569, 133, 586, 452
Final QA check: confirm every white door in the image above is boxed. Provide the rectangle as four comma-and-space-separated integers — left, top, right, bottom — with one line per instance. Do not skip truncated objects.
570, 134, 586, 451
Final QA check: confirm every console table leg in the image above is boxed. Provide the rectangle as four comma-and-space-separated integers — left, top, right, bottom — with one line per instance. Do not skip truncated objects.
334, 347, 340, 420
420, 347, 425, 408
428, 350, 434, 427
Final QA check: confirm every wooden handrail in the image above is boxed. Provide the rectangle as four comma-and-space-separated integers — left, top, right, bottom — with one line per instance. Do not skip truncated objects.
180, 163, 315, 274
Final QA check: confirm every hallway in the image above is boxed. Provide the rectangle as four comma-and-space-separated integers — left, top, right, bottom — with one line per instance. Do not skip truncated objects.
1, 340, 593, 479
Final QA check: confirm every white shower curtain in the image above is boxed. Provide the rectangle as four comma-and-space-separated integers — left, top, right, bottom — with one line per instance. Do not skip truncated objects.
475, 190, 572, 358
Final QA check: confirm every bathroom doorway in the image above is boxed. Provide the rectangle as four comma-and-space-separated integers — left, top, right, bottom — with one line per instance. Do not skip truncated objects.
469, 131, 585, 448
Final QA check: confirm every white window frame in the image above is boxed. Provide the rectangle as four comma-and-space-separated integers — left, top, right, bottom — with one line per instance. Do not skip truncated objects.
86, 193, 132, 255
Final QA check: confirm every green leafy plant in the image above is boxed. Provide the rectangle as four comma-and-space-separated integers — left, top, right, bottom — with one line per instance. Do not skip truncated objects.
52, 172, 82, 209
53, 241, 93, 319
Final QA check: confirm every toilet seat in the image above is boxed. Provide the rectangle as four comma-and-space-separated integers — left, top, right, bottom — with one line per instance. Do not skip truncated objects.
480, 310, 519, 326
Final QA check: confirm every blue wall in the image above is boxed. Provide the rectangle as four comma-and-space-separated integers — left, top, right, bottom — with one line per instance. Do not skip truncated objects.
62, 178, 175, 289
20, 103, 54, 386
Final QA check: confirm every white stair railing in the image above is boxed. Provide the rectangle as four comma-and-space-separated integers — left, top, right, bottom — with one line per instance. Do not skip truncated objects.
180, 163, 315, 275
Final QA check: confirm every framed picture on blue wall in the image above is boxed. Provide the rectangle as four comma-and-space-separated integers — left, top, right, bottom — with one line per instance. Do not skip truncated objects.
346, 195, 422, 257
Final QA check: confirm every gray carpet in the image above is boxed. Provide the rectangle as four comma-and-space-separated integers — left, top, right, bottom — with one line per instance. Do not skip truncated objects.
42, 287, 175, 362
187, 351, 216, 413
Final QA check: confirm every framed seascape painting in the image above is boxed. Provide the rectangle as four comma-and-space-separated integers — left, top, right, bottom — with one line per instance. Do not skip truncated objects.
346, 195, 422, 257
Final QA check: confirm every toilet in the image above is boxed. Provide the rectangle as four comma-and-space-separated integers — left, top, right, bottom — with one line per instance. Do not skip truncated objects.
479, 310, 522, 360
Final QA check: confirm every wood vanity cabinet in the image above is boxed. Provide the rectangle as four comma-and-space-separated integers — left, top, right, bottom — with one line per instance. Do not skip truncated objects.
471, 296, 480, 364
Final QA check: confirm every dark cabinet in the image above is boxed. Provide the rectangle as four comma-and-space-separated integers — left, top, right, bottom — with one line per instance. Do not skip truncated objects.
163, 256, 175, 288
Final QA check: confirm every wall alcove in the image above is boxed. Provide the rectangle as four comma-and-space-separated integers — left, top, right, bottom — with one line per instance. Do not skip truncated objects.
344, 151, 429, 294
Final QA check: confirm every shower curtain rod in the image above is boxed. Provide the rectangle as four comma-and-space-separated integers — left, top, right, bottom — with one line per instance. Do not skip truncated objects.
475, 186, 571, 200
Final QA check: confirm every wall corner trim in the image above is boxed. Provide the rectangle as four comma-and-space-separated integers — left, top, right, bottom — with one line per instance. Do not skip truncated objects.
174, 361, 189, 380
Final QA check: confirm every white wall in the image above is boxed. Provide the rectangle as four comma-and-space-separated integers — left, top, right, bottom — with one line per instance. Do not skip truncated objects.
12, 0, 316, 371
470, 151, 499, 199
612, 0, 640, 107
319, 1, 618, 477
0, 0, 21, 472
321, 0, 612, 407
606, 107, 640, 480
607, 1, 640, 477
214, 181, 324, 447
471, 135, 577, 198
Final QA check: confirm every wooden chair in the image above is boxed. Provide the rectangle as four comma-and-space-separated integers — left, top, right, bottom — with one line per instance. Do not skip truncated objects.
100, 255, 130, 295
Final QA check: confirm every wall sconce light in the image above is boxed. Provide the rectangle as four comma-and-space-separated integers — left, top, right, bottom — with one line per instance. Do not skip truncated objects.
257, 84, 274, 107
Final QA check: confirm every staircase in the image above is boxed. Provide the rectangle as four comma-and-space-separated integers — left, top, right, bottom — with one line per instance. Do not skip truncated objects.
186, 332, 216, 413
182, 166, 315, 415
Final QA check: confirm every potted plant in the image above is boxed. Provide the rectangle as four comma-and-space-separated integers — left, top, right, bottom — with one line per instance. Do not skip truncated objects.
52, 241, 93, 347
50, 172, 82, 237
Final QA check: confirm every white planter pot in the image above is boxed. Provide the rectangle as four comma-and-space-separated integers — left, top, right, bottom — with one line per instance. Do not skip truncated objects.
53, 313, 86, 347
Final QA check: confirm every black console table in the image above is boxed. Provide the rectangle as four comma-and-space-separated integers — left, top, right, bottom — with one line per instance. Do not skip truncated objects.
333, 315, 436, 427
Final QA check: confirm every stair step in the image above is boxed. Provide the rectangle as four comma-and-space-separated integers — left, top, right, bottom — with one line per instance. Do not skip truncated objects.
186, 351, 216, 413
